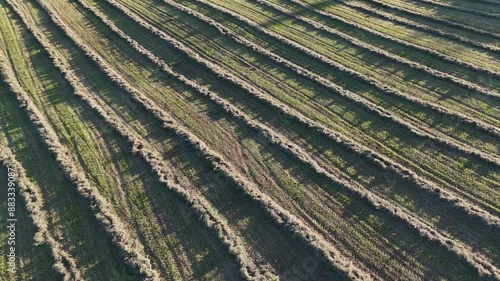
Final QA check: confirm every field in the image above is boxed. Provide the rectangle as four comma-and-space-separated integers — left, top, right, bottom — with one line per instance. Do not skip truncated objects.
0, 0, 498, 280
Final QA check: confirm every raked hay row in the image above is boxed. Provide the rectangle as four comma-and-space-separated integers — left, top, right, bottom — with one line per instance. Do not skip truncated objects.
0, 0, 498, 280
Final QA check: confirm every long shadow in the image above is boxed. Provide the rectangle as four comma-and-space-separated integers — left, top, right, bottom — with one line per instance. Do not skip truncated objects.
77, 0, 496, 276
23, 0, 350, 278
13, 0, 245, 279
277, 0, 500, 86
0, 121, 61, 281
339, 0, 500, 34
229, 120, 487, 281
245, 0, 500, 109
0, 72, 140, 281
159, 0, 500, 187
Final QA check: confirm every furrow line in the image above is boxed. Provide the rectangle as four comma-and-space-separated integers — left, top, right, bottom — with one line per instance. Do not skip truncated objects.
258, 0, 499, 105
24, 0, 365, 279
38, 0, 378, 279
187, 0, 500, 164
0, 60, 81, 281
63, 1, 500, 278
341, 0, 499, 52
106, 0, 500, 229
360, 0, 500, 38
413, 0, 500, 18
6, 1, 162, 279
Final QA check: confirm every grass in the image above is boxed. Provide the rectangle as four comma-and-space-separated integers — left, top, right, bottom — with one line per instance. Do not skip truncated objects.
2, 0, 248, 279
215, 0, 499, 118
304, 0, 500, 67
0, 87, 60, 281
345, 0, 499, 48
177, 0, 500, 155
47, 0, 500, 276
378, 0, 500, 32
0, 0, 498, 279
111, 0, 500, 214
88, 0, 500, 263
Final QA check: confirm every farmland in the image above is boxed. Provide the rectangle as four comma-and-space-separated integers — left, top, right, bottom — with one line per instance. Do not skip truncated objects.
0, 0, 498, 280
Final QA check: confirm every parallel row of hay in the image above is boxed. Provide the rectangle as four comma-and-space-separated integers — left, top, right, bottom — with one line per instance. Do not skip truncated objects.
208, 0, 500, 127
300, 0, 500, 71
7, 2, 239, 280
104, 0, 500, 272
167, 0, 500, 252
118, 0, 500, 215
76, 1, 438, 279
285, 0, 499, 88
267, 0, 499, 95
34, 0, 496, 278
36, 0, 358, 278
257, 0, 500, 136
177, 0, 500, 156
82, 2, 500, 273
0, 90, 63, 281
341, 0, 498, 51
6, 0, 266, 279
214, 0, 500, 205
260, 0, 496, 98
0, 39, 87, 281
1, 2, 155, 279
342, 1, 500, 51
2, 1, 229, 278
14, 6, 229, 275
16, 0, 349, 279
405, 0, 500, 18
9, 0, 246, 279
120, 0, 500, 232
76, 1, 390, 278
360, 0, 500, 35
2, 0, 498, 279
425, 0, 500, 13
182, 0, 500, 165
474, 0, 500, 6
70, 0, 499, 279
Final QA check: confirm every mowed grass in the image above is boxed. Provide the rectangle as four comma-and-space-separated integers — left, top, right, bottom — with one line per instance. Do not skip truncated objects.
176, 0, 499, 154
203, 0, 499, 123
29, 0, 498, 276
376, 0, 500, 32
267, 0, 500, 90
105, 0, 500, 214
0, 0, 498, 280
302, 0, 500, 67
2, 1, 246, 279
0, 74, 133, 280
87, 0, 495, 266
344, 0, 500, 48
0, 98, 58, 281
21, 0, 351, 278
11, 0, 349, 279
0, 3, 143, 279
86, 0, 500, 265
